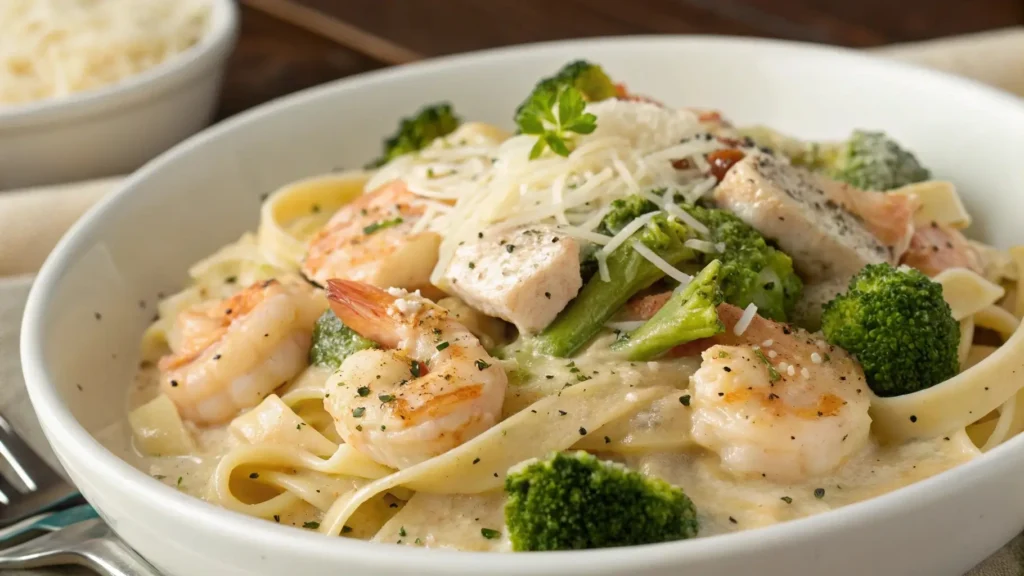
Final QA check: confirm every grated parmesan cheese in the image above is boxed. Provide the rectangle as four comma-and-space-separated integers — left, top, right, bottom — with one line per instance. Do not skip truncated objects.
734, 303, 758, 335
606, 321, 646, 332
684, 239, 721, 254
601, 212, 659, 256
631, 241, 693, 285
663, 202, 710, 235
361, 100, 726, 290
393, 298, 422, 316
596, 252, 611, 283
1, 0, 211, 106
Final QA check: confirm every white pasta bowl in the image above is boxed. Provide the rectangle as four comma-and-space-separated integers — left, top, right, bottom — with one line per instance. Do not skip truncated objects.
0, 0, 238, 190
20, 37, 1024, 576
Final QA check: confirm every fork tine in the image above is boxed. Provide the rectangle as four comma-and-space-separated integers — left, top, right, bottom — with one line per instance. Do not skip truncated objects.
0, 414, 61, 491
0, 472, 20, 505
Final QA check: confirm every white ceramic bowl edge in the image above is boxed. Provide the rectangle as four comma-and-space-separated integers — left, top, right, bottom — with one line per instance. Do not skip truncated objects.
21, 36, 1024, 576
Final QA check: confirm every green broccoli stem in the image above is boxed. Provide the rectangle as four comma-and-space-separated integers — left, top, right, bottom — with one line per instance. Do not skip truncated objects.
533, 232, 693, 358
611, 260, 724, 361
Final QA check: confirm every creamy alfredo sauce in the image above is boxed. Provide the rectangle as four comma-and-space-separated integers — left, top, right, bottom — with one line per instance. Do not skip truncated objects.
107, 335, 978, 549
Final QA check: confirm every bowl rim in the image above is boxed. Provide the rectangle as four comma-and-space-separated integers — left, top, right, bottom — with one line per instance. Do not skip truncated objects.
20, 34, 1024, 573
0, 0, 239, 129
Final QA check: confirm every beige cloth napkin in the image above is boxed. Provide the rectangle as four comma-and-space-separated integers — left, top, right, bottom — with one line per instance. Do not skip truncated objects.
1, 28, 1023, 575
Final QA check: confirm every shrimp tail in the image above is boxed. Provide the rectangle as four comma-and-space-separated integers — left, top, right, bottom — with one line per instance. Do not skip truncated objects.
326, 279, 402, 348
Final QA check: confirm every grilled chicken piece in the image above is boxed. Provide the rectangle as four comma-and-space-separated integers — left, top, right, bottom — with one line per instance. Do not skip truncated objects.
713, 155, 913, 282
443, 226, 582, 334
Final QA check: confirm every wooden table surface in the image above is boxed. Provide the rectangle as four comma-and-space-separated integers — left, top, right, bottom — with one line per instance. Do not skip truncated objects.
217, 0, 1024, 119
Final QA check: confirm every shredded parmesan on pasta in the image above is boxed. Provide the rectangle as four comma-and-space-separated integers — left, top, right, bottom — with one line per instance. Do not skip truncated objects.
605, 321, 646, 332
734, 303, 758, 335
684, 239, 721, 254
631, 241, 692, 285
362, 102, 724, 290
601, 212, 660, 256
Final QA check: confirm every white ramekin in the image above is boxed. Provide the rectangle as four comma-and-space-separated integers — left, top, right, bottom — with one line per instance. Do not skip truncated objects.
0, 0, 239, 190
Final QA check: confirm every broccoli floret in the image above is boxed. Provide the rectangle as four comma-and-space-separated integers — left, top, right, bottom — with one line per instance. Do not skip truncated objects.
612, 260, 724, 360
538, 195, 800, 356
681, 203, 802, 322
309, 310, 376, 369
596, 195, 658, 236
533, 213, 695, 357
514, 60, 617, 130
504, 451, 699, 551
575, 194, 659, 282
597, 195, 802, 322
826, 130, 930, 191
368, 103, 461, 168
821, 263, 959, 396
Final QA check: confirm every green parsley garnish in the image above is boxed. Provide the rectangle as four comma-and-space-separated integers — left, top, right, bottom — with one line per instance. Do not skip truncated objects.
362, 217, 404, 235
481, 528, 501, 540
378, 393, 395, 403
679, 394, 691, 406
436, 341, 450, 351
475, 359, 491, 371
753, 349, 781, 382
352, 407, 366, 418
399, 527, 407, 537
516, 85, 597, 159
303, 521, 320, 529
357, 386, 370, 397
780, 496, 793, 504
411, 361, 422, 377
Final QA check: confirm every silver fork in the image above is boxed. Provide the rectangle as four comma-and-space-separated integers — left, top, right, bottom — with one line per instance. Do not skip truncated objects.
0, 412, 162, 575
0, 413, 81, 527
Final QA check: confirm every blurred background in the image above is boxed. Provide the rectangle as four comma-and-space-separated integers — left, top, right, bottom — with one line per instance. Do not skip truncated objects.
3, 0, 1023, 193
224, 0, 1024, 119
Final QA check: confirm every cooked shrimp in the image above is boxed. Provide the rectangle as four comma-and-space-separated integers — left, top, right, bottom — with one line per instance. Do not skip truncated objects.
159, 278, 326, 425
302, 181, 442, 292
323, 279, 507, 470
688, 304, 872, 481
900, 221, 982, 277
